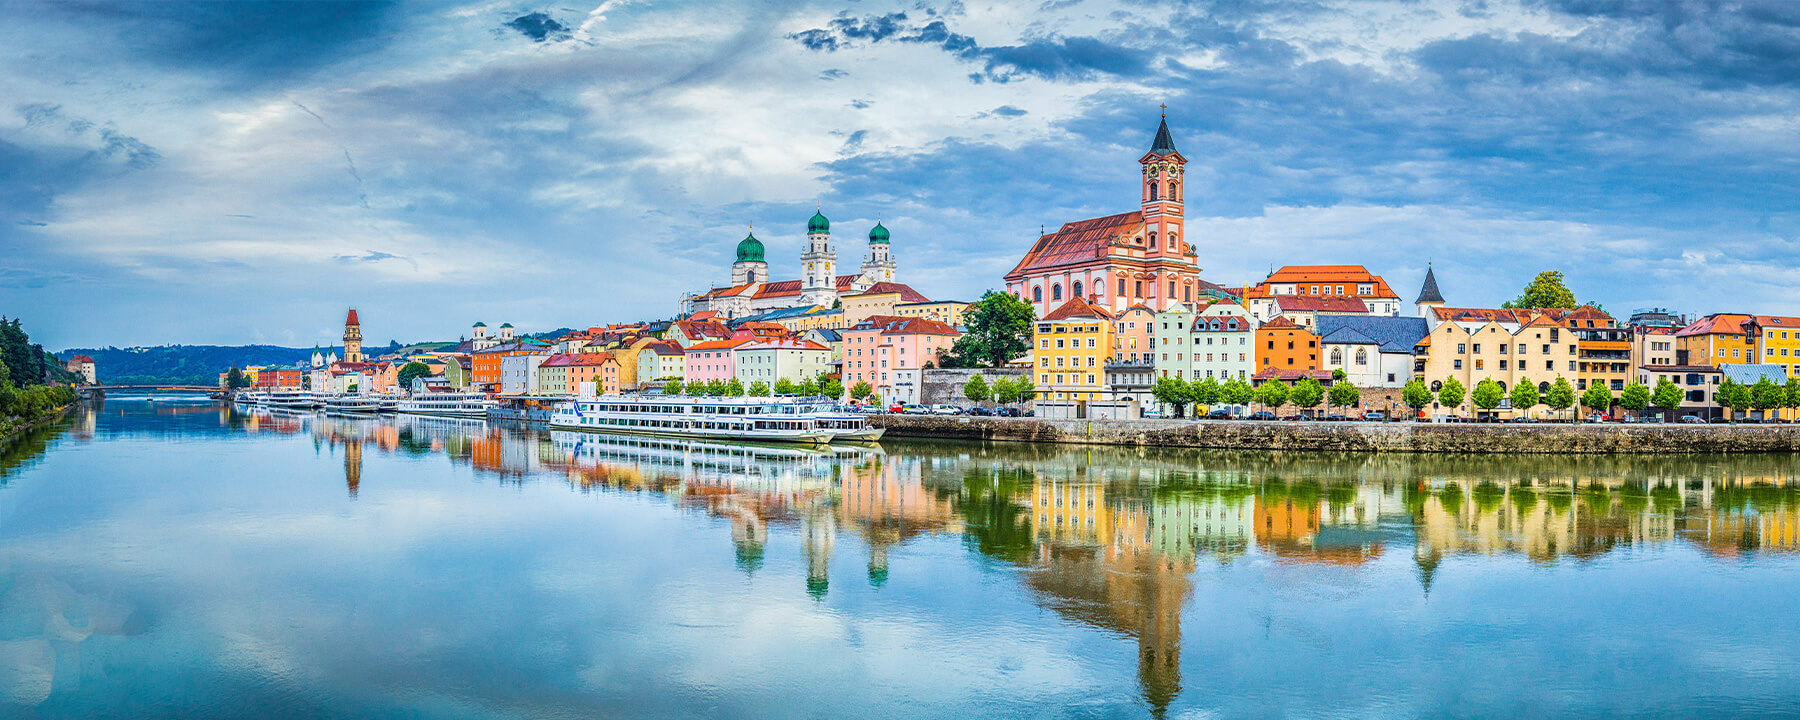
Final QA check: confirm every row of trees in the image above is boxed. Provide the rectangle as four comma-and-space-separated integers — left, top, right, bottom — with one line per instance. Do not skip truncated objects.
1409, 374, 1800, 421
667, 376, 845, 399
1, 318, 78, 389
1145, 373, 1361, 418
0, 384, 77, 427
960, 375, 1039, 405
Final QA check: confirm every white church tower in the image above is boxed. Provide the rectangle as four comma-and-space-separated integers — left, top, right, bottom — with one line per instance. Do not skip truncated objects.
860, 219, 895, 283
801, 209, 838, 306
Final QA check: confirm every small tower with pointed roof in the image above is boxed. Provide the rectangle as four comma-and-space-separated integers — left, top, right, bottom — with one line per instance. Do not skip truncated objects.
732, 227, 769, 286
1140, 106, 1187, 260
342, 308, 364, 363
801, 208, 838, 307
860, 218, 895, 283
1416, 264, 1445, 319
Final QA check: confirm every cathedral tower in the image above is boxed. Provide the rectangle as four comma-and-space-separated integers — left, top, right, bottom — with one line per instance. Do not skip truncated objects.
732, 228, 769, 286
1140, 109, 1186, 260
342, 308, 364, 363
801, 209, 838, 306
861, 219, 896, 283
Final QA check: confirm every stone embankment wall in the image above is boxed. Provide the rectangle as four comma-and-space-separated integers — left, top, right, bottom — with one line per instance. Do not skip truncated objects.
918, 368, 1032, 407
869, 415, 1800, 454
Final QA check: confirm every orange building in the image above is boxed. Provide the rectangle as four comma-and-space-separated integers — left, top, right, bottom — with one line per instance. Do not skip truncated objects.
472, 341, 549, 391
1243, 266, 1403, 324
1255, 317, 1320, 377
568, 352, 621, 394
1005, 114, 1205, 318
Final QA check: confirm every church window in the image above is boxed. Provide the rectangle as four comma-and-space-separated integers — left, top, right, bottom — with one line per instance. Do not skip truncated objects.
1168, 281, 1175, 297
1356, 349, 1368, 365
1135, 281, 1143, 297
1183, 286, 1191, 302
1052, 284, 1063, 301
1033, 286, 1042, 302
1330, 348, 1343, 365
1072, 281, 1083, 299
1119, 278, 1127, 297
1148, 232, 1157, 250
746, 270, 756, 283
1149, 183, 1159, 201
1172, 182, 1180, 201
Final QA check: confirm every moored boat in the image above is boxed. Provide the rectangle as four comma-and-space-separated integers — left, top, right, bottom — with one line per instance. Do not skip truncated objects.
398, 391, 498, 418
323, 395, 383, 415
550, 395, 845, 445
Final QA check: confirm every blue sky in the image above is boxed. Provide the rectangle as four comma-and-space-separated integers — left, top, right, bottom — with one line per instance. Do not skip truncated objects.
3, 0, 1798, 349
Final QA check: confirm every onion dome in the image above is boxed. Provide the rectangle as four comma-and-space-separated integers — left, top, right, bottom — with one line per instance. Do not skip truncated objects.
500, 323, 513, 328
473, 321, 487, 328
807, 209, 830, 233
736, 231, 765, 262
868, 220, 889, 244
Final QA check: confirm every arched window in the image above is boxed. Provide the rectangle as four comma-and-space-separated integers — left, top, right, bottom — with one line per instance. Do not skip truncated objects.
1072, 281, 1084, 299
1149, 183, 1159, 201
1033, 286, 1042, 302
1497, 381, 1507, 392
1168, 233, 1179, 252
1330, 348, 1343, 365
1148, 232, 1158, 250
1539, 381, 1550, 393
1172, 182, 1180, 201
1118, 278, 1127, 297
1052, 284, 1063, 301
746, 270, 756, 283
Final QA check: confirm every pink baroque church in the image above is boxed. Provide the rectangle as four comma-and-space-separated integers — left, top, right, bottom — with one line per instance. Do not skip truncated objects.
1005, 113, 1209, 317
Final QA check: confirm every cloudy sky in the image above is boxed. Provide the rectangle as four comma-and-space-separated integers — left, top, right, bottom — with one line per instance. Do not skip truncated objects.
3, 0, 1798, 350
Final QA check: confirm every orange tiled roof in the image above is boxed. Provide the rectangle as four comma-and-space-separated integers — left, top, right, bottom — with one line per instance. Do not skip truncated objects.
877, 317, 960, 336
1274, 295, 1369, 313
1676, 314, 1752, 337
857, 281, 931, 302
751, 275, 865, 299
1258, 316, 1305, 331
1005, 211, 1144, 278
1246, 266, 1399, 299
1042, 295, 1117, 321
686, 339, 754, 351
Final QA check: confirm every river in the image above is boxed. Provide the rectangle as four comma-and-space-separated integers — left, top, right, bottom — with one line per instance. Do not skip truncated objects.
1, 400, 1797, 718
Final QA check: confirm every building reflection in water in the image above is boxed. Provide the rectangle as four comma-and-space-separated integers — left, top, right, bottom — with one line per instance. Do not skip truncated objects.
237, 408, 1800, 718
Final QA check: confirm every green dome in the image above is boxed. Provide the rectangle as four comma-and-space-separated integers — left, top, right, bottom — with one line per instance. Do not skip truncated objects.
807, 209, 830, 233
736, 232, 765, 262
868, 220, 889, 244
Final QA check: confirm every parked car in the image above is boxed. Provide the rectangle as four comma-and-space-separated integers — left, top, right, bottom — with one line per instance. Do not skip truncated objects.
1441, 415, 1466, 423
1140, 409, 1163, 419
929, 404, 962, 415
993, 407, 1023, 417
1585, 414, 1607, 423
1709, 417, 1732, 424
1246, 411, 1277, 421
888, 403, 905, 413
1360, 411, 1387, 422
1507, 416, 1536, 424
964, 407, 993, 416
1679, 415, 1706, 424
1323, 414, 1348, 422
1207, 409, 1235, 420
1762, 416, 1789, 424
901, 404, 931, 415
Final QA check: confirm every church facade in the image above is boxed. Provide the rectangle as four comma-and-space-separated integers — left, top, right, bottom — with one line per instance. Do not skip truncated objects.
1005, 115, 1206, 318
683, 211, 901, 320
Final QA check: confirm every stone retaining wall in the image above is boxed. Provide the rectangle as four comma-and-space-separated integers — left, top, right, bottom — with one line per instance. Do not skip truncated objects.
868, 415, 1800, 454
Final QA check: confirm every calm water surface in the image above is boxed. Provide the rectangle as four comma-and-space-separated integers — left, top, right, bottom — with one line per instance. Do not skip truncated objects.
2, 400, 1799, 719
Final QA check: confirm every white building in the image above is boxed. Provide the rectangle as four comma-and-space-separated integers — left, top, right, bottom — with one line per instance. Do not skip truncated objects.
500, 351, 551, 395
734, 339, 834, 387
1316, 316, 1430, 388
1152, 300, 1255, 382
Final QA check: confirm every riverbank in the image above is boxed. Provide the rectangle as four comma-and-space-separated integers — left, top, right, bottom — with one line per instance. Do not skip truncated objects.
869, 414, 1800, 454
0, 402, 76, 445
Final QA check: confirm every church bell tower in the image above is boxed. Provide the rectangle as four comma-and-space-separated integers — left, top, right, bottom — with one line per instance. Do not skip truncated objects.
1140, 108, 1186, 261
801, 209, 838, 306
342, 308, 364, 363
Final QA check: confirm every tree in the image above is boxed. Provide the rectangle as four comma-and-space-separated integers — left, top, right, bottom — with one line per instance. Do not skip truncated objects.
1581, 382, 1614, 418
1618, 382, 1652, 419
1402, 379, 1433, 419
1290, 376, 1325, 416
1014, 377, 1037, 402
1471, 378, 1505, 414
1510, 379, 1540, 418
747, 380, 770, 396
1328, 379, 1359, 409
1190, 377, 1223, 411
685, 380, 706, 395
798, 378, 820, 397
1788, 377, 1800, 413
724, 378, 746, 397
850, 380, 874, 401
1717, 378, 1749, 421
1544, 377, 1576, 421
993, 377, 1021, 405
819, 377, 843, 399
1501, 270, 1579, 309
1652, 377, 1684, 421
705, 378, 727, 396
963, 374, 992, 403
1151, 376, 1190, 418
226, 366, 251, 389
0, 357, 7, 387
773, 378, 798, 396
1437, 378, 1466, 413
1751, 377, 1786, 418
664, 379, 684, 395
396, 361, 432, 390
941, 290, 1037, 368
1221, 377, 1254, 408
1331, 368, 1348, 382
1257, 380, 1289, 413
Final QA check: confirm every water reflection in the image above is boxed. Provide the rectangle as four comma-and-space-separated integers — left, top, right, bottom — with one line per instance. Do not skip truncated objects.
269, 406, 1800, 718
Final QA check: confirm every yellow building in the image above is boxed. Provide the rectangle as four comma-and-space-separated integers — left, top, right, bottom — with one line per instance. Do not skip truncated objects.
893, 300, 970, 327
1034, 296, 1117, 405
1752, 315, 1800, 377
1417, 309, 1580, 419
1675, 313, 1756, 367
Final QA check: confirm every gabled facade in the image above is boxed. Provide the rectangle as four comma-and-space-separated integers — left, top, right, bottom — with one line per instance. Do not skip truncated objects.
1415, 313, 1579, 418
1033, 297, 1118, 405
734, 339, 834, 387
1254, 317, 1320, 379
1244, 266, 1403, 324
1152, 301, 1253, 382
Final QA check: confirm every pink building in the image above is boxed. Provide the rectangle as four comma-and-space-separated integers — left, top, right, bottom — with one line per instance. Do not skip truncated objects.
1112, 304, 1157, 363
842, 315, 962, 396
684, 338, 751, 382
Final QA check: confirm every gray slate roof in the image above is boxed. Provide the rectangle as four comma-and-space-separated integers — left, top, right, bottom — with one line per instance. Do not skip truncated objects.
1316, 315, 1430, 354
1721, 363, 1789, 385
1416, 266, 1444, 304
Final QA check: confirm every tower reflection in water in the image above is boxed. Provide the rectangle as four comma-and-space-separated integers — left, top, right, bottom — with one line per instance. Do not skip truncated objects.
280, 409, 1800, 718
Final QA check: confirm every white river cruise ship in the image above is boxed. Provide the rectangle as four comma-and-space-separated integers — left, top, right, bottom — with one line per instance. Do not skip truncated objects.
398, 391, 499, 418
550, 395, 878, 446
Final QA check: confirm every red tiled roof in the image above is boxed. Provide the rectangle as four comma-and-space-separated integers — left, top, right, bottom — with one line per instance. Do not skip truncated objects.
686, 339, 754, 351
877, 317, 960, 336
688, 311, 719, 321
1258, 316, 1304, 331
1750, 315, 1800, 330
345, 308, 360, 326
1274, 295, 1369, 313
742, 339, 832, 351
68, 355, 94, 364
752, 275, 864, 299
1005, 211, 1144, 278
567, 352, 618, 366
856, 281, 931, 302
1246, 266, 1399, 299
1677, 314, 1752, 337
540, 354, 579, 368
1042, 295, 1116, 321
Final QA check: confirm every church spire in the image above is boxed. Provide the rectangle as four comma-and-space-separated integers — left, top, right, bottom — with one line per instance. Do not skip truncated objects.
1149, 106, 1178, 156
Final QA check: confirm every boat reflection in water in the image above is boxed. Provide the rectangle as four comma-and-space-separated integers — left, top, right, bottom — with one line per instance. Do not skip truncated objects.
283, 408, 1800, 718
